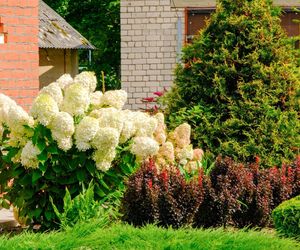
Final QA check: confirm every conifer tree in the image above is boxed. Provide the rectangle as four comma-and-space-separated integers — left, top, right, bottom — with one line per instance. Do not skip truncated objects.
164, 0, 299, 167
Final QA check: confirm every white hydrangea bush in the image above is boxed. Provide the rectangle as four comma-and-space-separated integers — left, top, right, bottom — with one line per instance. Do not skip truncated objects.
0, 72, 154, 172
0, 71, 204, 174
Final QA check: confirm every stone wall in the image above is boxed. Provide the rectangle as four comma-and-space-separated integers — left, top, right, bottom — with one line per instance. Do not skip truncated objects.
121, 0, 184, 109
0, 0, 39, 109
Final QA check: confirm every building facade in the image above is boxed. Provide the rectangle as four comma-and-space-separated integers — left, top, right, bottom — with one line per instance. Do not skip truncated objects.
121, 0, 300, 110
0, 0, 39, 109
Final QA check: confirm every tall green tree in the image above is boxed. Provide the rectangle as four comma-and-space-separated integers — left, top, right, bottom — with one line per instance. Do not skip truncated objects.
164, 0, 300, 167
44, 0, 120, 90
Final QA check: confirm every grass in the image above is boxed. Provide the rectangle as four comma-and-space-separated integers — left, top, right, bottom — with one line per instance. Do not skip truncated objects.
0, 221, 299, 250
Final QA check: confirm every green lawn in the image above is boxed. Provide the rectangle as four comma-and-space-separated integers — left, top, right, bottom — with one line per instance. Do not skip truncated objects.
0, 222, 299, 250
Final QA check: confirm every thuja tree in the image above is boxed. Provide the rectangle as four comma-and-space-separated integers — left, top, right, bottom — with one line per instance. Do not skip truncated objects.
164, 0, 300, 167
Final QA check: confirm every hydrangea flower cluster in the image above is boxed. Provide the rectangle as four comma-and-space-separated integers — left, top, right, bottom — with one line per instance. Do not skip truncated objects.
0, 72, 203, 172
0, 72, 171, 172
155, 122, 204, 172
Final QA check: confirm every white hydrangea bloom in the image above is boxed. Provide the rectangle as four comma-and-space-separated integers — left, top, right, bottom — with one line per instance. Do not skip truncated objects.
130, 137, 159, 160
90, 107, 124, 132
0, 94, 17, 123
50, 112, 74, 137
155, 113, 165, 124
56, 137, 73, 152
75, 116, 99, 151
135, 112, 158, 137
60, 83, 90, 116
49, 112, 74, 151
120, 120, 135, 143
20, 141, 41, 169
90, 91, 103, 109
173, 123, 191, 148
5, 105, 34, 146
96, 161, 112, 172
93, 148, 116, 164
40, 82, 63, 106
93, 147, 116, 171
91, 127, 120, 150
74, 71, 97, 93
176, 144, 194, 165
7, 105, 31, 130
30, 93, 59, 126
56, 74, 73, 90
101, 90, 127, 110
158, 141, 175, 163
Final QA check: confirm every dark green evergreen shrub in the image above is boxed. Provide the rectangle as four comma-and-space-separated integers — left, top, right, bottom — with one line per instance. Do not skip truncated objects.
272, 195, 300, 238
164, 0, 300, 167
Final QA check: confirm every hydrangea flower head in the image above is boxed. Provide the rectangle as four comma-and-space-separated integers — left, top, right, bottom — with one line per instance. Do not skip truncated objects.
101, 90, 127, 109
90, 91, 103, 109
158, 141, 175, 163
176, 144, 194, 165
74, 71, 97, 93
20, 141, 41, 169
75, 116, 99, 151
49, 112, 74, 151
134, 112, 158, 137
60, 83, 90, 116
193, 148, 204, 161
30, 93, 59, 126
130, 136, 159, 161
91, 107, 124, 132
173, 123, 191, 148
56, 74, 73, 90
0, 94, 17, 123
40, 82, 63, 105
91, 127, 120, 150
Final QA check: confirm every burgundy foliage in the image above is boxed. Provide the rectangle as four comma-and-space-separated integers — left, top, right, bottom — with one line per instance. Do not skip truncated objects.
121, 156, 300, 228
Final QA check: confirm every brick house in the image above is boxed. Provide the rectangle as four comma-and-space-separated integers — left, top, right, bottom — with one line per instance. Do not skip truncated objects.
121, 0, 300, 110
0, 0, 94, 109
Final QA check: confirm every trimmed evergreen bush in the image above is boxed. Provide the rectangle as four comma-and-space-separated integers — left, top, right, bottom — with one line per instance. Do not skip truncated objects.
272, 195, 300, 238
164, 0, 300, 167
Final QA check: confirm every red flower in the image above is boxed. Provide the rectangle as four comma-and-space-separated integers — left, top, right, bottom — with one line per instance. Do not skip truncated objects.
148, 179, 153, 189
142, 97, 155, 102
153, 91, 164, 97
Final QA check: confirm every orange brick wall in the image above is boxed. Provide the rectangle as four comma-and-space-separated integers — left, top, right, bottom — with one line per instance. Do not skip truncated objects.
0, 0, 39, 109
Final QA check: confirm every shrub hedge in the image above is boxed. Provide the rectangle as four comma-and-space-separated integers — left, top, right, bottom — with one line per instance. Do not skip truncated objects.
122, 156, 300, 228
272, 195, 300, 239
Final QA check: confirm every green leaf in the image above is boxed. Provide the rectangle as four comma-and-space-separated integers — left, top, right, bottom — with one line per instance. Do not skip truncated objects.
32, 171, 42, 184
76, 168, 86, 182
45, 210, 55, 221
39, 162, 47, 173
38, 150, 48, 163
2, 148, 19, 163
29, 207, 42, 219
86, 161, 96, 175
48, 144, 59, 154
37, 139, 46, 152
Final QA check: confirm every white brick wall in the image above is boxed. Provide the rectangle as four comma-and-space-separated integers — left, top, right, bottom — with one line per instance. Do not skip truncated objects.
121, 0, 185, 110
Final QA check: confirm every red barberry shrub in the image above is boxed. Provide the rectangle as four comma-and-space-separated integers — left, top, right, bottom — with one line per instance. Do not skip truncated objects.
157, 168, 204, 228
121, 160, 204, 228
121, 159, 159, 226
233, 162, 273, 227
291, 156, 300, 197
211, 156, 252, 227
